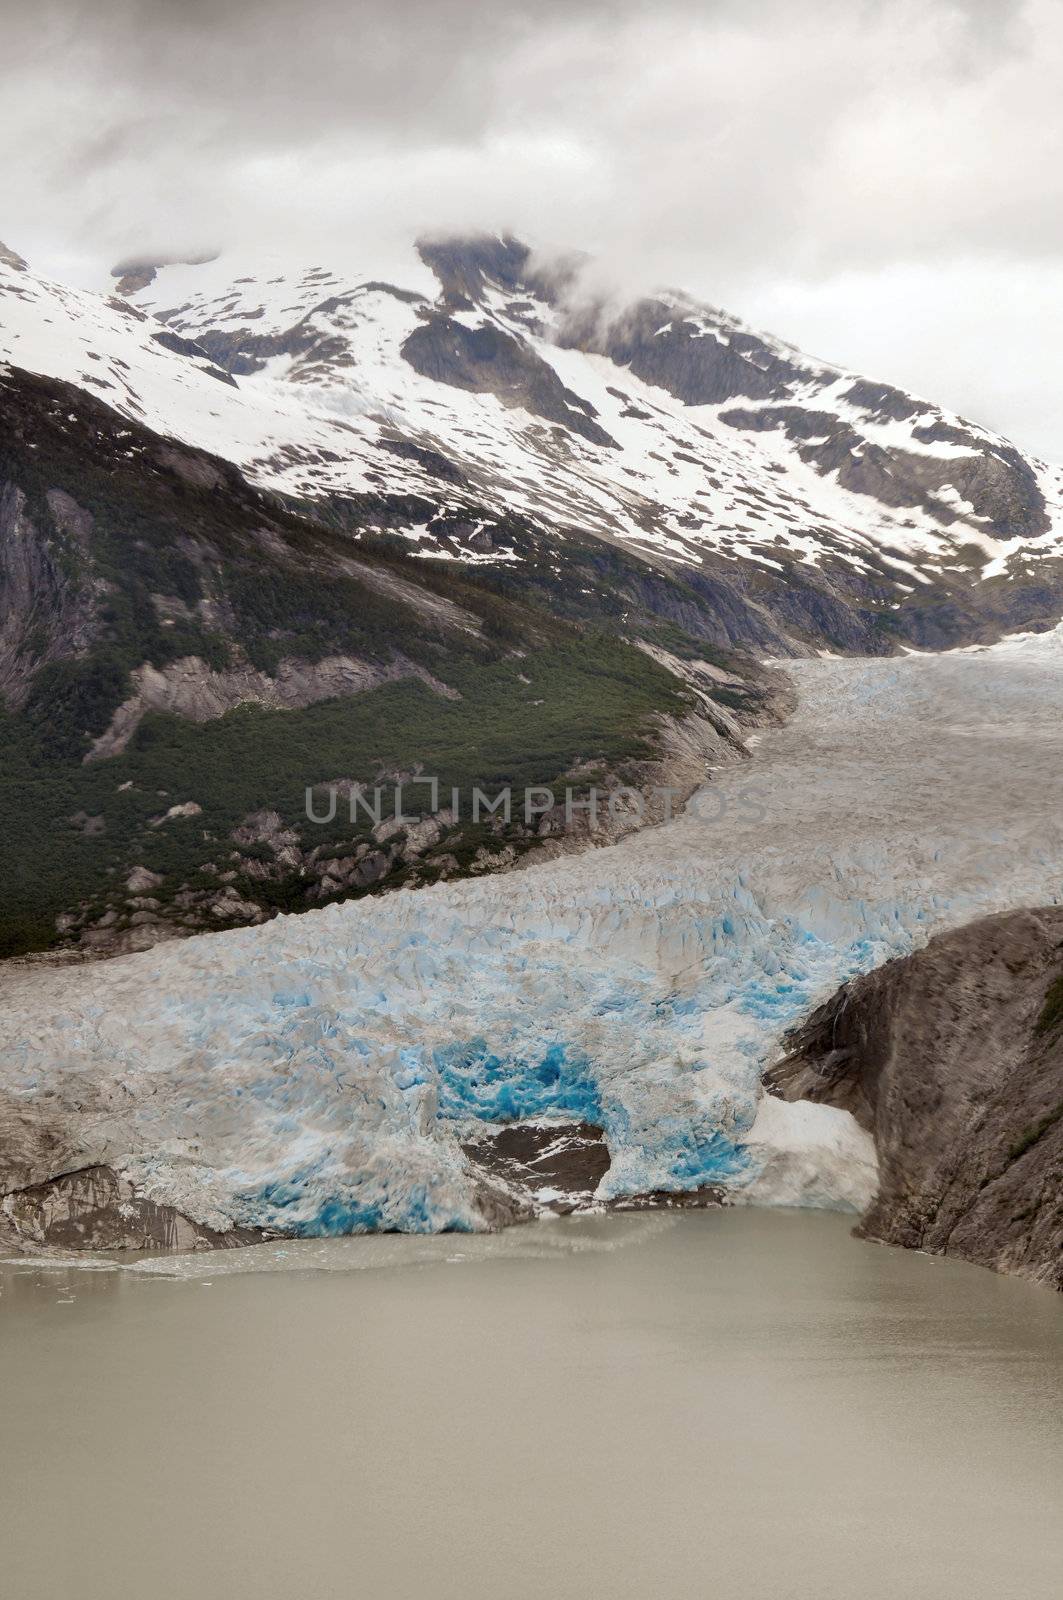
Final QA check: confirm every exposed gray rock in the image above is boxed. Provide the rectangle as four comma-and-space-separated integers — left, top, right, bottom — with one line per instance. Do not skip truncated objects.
417, 233, 536, 307
0, 483, 98, 708
1, 1165, 264, 1252
149, 329, 238, 386
169, 281, 428, 381
0, 240, 28, 272
402, 315, 616, 448
110, 250, 219, 298
68, 810, 106, 836
569, 294, 800, 405
460, 1119, 722, 1220
232, 809, 301, 854
720, 404, 1048, 540
208, 889, 261, 921
461, 1121, 611, 1215
378, 437, 467, 485
767, 908, 1063, 1290
150, 800, 202, 826
608, 1185, 725, 1212
839, 379, 924, 423
126, 865, 164, 894
86, 649, 460, 760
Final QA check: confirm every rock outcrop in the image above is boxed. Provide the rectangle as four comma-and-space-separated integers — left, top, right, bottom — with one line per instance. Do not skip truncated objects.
460, 1121, 611, 1215
401, 316, 616, 447
85, 649, 460, 760
1, 1165, 264, 1253
767, 908, 1063, 1289
0, 483, 98, 709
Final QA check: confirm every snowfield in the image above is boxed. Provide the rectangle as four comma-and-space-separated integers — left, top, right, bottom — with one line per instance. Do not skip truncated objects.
4, 239, 1063, 584
4, 627, 1063, 1235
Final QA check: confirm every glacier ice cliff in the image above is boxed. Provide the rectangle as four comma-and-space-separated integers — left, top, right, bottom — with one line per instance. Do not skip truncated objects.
3, 627, 1063, 1239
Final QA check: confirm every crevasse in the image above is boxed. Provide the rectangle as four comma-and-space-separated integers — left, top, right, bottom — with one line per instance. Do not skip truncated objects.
4, 628, 1063, 1234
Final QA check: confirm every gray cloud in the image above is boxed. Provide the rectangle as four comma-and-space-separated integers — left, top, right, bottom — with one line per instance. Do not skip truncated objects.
3, 0, 1063, 455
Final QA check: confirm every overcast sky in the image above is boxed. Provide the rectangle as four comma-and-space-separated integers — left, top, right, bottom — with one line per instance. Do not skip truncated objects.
3, 0, 1063, 456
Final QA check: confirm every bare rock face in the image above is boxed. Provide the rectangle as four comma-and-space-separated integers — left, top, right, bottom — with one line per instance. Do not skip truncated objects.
720, 405, 1048, 540
461, 1121, 611, 1215
0, 483, 98, 708
85, 650, 459, 760
0, 240, 27, 272
1, 1166, 263, 1252
109, 250, 219, 298
767, 908, 1063, 1289
460, 1119, 723, 1219
401, 315, 616, 447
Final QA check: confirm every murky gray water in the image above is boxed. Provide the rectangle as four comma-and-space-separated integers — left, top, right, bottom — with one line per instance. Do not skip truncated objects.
2, 1211, 1060, 1600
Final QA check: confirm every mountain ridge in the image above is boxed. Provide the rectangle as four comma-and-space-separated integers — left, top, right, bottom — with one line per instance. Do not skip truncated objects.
4, 229, 1063, 655
1, 230, 1062, 959
0, 358, 788, 959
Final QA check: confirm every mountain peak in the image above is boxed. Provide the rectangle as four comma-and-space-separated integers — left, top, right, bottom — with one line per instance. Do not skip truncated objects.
3, 231, 1062, 629
110, 250, 220, 297
415, 231, 534, 304
0, 239, 27, 272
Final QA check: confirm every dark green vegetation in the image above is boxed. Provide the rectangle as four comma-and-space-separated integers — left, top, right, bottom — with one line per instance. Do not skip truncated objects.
0, 369, 706, 956
1035, 967, 1063, 1037
0, 638, 684, 956
1007, 1100, 1063, 1162
2, 372, 560, 754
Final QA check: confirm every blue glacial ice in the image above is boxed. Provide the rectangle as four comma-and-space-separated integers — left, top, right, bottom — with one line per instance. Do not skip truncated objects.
3, 626, 1063, 1235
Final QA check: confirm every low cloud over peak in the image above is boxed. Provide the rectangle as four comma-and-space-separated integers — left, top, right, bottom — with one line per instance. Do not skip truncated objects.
4, 0, 1063, 455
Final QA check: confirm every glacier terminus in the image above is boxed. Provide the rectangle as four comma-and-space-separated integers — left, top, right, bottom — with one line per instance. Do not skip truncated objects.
4, 626, 1063, 1239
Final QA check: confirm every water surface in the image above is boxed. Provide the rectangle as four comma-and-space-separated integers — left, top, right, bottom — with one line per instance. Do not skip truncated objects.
2, 1211, 1061, 1600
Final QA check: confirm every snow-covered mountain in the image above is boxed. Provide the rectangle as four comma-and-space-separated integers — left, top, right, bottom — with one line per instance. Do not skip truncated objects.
3, 228, 1063, 961
116, 235, 1063, 578
3, 232, 1062, 651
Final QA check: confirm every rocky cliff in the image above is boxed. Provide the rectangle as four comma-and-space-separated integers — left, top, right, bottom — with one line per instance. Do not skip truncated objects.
0, 363, 800, 961
767, 908, 1063, 1289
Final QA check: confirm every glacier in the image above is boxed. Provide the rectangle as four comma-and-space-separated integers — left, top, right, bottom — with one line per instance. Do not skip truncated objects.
3, 627, 1063, 1236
